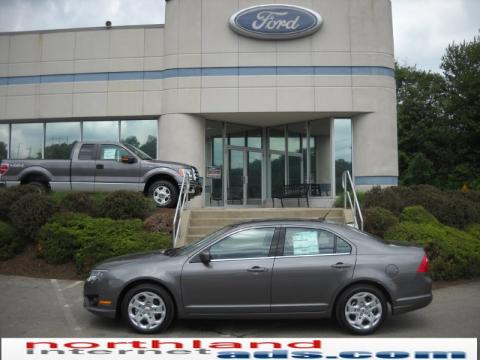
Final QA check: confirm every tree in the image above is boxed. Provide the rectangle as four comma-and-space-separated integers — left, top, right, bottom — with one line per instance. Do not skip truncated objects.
123, 136, 140, 148
0, 141, 7, 160
441, 34, 480, 187
140, 135, 157, 159
395, 63, 452, 187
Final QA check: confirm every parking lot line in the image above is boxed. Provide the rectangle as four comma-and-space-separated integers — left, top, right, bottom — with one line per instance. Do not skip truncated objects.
50, 279, 82, 334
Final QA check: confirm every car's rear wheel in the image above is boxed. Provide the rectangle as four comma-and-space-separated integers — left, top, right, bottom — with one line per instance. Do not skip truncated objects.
336, 284, 387, 335
121, 284, 174, 334
148, 180, 179, 208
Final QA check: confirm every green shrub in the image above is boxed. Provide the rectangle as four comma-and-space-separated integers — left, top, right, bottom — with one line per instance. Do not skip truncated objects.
0, 221, 25, 260
334, 191, 365, 208
60, 192, 98, 216
37, 213, 170, 273
385, 208, 480, 280
364, 207, 398, 238
363, 185, 480, 229
0, 185, 40, 220
466, 224, 480, 241
400, 205, 439, 224
99, 190, 154, 220
9, 193, 58, 241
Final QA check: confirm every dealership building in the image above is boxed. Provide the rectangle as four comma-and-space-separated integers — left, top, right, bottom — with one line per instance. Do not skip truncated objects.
0, 0, 398, 208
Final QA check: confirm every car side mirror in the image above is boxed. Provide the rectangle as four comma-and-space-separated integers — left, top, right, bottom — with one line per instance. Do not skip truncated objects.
121, 156, 136, 164
199, 250, 211, 265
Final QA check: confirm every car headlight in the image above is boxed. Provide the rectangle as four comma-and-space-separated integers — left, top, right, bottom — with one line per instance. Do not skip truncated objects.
86, 270, 107, 283
178, 168, 193, 179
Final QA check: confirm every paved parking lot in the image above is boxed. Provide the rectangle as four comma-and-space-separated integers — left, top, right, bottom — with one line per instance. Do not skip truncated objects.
0, 274, 479, 338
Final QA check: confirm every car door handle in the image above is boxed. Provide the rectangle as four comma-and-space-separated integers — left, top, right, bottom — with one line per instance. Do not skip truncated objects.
247, 266, 267, 273
96, 164, 104, 170
331, 262, 352, 269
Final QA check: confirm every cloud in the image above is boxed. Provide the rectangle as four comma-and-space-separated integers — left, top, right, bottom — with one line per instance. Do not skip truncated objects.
0, 0, 165, 32
391, 0, 479, 72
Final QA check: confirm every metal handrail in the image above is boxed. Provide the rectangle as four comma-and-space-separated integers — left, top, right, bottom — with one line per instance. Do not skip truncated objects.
173, 175, 190, 248
341, 170, 364, 230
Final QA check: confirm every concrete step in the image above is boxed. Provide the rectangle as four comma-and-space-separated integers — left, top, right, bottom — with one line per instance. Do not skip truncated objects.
189, 208, 344, 220
189, 216, 345, 227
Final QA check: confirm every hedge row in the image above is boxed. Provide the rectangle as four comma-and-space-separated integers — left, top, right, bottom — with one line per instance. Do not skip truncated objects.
37, 213, 170, 274
363, 185, 480, 229
384, 206, 480, 281
0, 186, 158, 262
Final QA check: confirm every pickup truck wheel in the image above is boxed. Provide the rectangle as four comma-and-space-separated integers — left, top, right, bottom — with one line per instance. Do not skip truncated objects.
148, 180, 178, 208
25, 181, 49, 194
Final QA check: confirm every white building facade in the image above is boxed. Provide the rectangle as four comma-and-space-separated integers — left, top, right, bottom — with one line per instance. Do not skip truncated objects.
0, 0, 398, 207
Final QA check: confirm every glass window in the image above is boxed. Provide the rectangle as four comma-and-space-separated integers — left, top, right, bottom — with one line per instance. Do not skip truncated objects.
334, 119, 352, 194
209, 228, 275, 260
226, 123, 262, 149
10, 123, 43, 159
336, 237, 352, 254
99, 145, 130, 161
283, 228, 335, 256
205, 120, 224, 207
0, 124, 9, 159
83, 121, 119, 142
45, 122, 81, 159
288, 155, 302, 185
309, 119, 331, 196
120, 120, 158, 159
270, 153, 285, 197
78, 144, 96, 160
269, 126, 285, 152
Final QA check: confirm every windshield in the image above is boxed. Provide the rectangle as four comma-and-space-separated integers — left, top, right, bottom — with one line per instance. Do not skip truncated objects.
123, 143, 153, 160
173, 225, 233, 256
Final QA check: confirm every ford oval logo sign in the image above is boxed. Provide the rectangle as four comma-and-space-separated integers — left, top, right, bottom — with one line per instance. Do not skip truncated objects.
229, 4, 322, 40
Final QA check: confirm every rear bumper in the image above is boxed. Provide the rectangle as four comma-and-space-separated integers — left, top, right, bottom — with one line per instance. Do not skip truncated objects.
392, 293, 433, 315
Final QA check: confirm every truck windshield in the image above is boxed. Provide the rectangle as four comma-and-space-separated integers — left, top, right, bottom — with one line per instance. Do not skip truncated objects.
123, 143, 153, 160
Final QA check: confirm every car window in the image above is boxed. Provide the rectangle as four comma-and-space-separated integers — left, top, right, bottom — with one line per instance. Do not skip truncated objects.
100, 145, 130, 161
283, 228, 351, 256
336, 237, 352, 254
209, 228, 275, 260
78, 144, 95, 160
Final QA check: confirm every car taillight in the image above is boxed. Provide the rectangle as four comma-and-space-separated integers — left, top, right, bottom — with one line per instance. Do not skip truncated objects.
417, 254, 429, 273
0, 163, 8, 176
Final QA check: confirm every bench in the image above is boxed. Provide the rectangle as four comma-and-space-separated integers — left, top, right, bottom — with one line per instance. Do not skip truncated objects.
273, 184, 310, 208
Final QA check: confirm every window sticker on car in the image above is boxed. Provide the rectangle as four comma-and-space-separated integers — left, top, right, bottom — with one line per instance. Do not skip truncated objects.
103, 148, 117, 160
292, 231, 318, 255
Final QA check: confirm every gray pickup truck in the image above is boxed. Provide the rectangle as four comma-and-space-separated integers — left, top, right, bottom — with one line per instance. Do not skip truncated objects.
0, 141, 202, 208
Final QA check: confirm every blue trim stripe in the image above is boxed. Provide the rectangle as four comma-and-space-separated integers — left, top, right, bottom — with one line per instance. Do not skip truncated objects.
355, 176, 398, 186
0, 66, 394, 86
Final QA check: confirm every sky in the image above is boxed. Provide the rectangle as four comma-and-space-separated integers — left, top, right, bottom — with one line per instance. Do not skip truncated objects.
0, 0, 478, 73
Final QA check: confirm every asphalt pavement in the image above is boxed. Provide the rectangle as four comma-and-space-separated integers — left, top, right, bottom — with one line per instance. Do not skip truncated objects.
0, 274, 479, 338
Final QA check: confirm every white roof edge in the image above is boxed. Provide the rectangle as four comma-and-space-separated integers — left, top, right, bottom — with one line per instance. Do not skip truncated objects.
0, 23, 165, 36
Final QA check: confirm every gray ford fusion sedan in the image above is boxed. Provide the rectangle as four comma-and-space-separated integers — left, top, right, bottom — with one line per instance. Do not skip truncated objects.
84, 220, 432, 335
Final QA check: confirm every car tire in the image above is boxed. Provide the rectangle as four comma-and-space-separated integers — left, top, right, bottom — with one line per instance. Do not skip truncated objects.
148, 180, 179, 208
25, 181, 49, 194
335, 284, 387, 335
121, 283, 175, 334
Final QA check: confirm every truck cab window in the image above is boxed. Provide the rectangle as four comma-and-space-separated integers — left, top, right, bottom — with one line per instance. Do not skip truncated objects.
100, 145, 131, 162
78, 144, 95, 160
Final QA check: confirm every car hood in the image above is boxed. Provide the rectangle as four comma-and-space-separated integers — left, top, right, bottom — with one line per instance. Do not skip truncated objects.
96, 250, 170, 269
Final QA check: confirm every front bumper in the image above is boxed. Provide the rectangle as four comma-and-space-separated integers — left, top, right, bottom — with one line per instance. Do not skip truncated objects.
187, 178, 203, 198
83, 279, 117, 319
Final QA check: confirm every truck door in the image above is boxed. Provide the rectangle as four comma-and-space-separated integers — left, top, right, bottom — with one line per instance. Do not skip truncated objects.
71, 143, 96, 191
94, 144, 141, 192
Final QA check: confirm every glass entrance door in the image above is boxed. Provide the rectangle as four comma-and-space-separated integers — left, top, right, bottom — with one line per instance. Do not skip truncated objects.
227, 148, 263, 206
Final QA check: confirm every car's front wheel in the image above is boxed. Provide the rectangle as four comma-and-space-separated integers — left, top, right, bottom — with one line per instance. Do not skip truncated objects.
336, 284, 387, 335
121, 284, 174, 334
